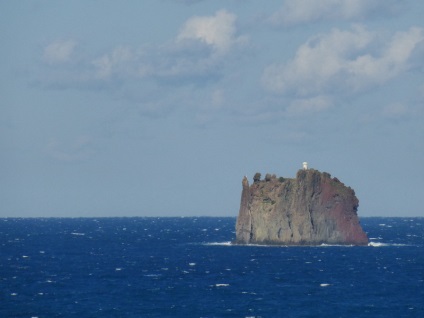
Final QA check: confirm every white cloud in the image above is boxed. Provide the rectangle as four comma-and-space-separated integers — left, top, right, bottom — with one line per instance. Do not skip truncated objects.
177, 10, 247, 54
269, 0, 403, 26
90, 43, 218, 84
43, 40, 77, 64
286, 96, 332, 116
262, 25, 424, 96
92, 46, 135, 79
39, 10, 247, 93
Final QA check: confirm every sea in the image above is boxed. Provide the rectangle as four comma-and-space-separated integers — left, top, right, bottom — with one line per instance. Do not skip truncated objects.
1, 217, 423, 318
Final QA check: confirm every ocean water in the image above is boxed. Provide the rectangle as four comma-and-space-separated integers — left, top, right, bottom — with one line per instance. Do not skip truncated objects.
1, 217, 423, 318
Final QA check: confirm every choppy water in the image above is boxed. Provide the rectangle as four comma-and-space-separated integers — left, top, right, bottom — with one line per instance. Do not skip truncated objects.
1, 217, 423, 317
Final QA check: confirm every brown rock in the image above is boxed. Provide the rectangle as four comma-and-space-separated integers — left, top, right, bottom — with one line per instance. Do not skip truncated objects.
235, 169, 368, 245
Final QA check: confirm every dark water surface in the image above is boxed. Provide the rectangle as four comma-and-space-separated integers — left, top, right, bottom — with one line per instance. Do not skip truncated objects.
1, 217, 423, 317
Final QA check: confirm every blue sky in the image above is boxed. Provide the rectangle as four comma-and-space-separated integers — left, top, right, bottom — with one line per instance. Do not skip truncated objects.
1, 0, 423, 217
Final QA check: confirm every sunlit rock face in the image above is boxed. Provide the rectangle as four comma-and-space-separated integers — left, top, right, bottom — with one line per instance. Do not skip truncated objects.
235, 169, 368, 246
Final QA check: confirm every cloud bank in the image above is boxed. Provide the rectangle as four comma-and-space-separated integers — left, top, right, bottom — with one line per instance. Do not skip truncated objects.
35, 8, 424, 123
269, 0, 404, 26
262, 25, 424, 96
40, 10, 246, 86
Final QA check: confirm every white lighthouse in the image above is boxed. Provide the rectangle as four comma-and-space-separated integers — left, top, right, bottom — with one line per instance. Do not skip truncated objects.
302, 162, 308, 170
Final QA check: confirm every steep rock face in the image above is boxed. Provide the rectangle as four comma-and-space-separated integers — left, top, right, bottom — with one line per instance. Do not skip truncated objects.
235, 169, 368, 245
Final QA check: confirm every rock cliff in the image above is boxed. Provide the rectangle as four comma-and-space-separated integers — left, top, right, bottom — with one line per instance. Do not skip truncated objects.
235, 169, 368, 245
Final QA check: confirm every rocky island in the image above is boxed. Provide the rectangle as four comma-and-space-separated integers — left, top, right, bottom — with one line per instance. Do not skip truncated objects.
235, 166, 368, 245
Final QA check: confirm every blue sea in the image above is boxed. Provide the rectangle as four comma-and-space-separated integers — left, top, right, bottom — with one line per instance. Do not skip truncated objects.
1, 217, 423, 317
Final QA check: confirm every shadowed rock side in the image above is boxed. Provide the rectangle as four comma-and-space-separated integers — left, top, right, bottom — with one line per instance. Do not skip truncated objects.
235, 169, 369, 245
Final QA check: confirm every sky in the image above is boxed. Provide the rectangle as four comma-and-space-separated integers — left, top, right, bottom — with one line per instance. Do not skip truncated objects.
1, 0, 423, 218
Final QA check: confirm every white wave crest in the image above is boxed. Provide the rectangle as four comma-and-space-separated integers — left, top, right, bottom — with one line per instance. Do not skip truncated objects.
204, 241, 411, 247
368, 242, 409, 247
204, 241, 232, 246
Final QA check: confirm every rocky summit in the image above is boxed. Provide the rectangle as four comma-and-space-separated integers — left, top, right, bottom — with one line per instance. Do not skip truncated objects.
235, 169, 368, 245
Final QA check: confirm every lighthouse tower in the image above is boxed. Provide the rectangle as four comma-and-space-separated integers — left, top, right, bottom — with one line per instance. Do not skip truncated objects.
302, 162, 308, 170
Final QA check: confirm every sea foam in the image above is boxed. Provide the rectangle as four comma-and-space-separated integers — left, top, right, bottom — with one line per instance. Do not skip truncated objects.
204, 241, 232, 246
